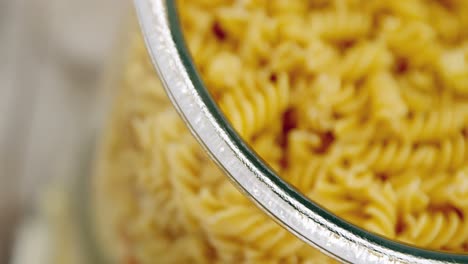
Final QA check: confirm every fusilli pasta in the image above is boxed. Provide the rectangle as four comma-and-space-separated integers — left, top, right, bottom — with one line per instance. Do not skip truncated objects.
94, 0, 468, 263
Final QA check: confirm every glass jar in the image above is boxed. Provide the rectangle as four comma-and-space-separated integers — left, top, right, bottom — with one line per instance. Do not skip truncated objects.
64, 1, 468, 263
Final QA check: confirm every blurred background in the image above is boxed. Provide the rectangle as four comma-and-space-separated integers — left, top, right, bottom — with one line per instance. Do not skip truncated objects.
1, 0, 126, 262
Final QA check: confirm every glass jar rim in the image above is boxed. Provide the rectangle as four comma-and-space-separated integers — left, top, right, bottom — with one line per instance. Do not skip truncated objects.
134, 0, 468, 263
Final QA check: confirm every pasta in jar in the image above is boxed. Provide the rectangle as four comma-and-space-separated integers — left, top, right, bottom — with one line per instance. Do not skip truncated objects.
94, 0, 468, 263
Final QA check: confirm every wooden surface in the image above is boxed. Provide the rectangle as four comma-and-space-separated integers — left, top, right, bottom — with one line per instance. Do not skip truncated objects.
0, 0, 126, 262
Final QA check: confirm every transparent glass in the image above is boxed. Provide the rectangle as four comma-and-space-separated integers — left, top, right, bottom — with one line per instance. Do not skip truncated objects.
71, 1, 468, 264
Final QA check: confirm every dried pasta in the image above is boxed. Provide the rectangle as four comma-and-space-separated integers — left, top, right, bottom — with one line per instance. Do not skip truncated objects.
94, 0, 468, 263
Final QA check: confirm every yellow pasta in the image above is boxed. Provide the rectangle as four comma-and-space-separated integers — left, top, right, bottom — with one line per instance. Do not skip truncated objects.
94, 0, 468, 263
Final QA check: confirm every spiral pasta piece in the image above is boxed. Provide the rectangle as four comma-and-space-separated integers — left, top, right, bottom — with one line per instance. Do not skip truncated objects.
394, 177, 430, 215
347, 133, 467, 173
337, 41, 393, 81
363, 183, 397, 239
399, 211, 468, 250
203, 205, 305, 260
219, 72, 289, 139
368, 71, 408, 131
401, 106, 468, 141
445, 167, 468, 208
308, 11, 372, 41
